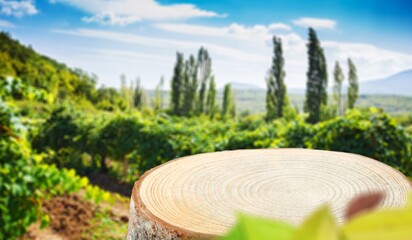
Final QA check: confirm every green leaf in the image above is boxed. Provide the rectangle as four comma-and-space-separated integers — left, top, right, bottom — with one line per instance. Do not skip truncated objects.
40, 215, 50, 229
221, 213, 296, 240
343, 207, 412, 240
290, 205, 340, 240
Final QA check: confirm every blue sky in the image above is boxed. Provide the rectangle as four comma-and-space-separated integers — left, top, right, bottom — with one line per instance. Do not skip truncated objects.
1, 0, 412, 89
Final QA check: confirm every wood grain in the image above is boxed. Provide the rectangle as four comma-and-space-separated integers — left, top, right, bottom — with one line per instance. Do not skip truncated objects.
127, 149, 412, 239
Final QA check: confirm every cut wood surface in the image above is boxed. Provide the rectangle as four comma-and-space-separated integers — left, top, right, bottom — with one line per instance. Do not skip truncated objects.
127, 149, 412, 239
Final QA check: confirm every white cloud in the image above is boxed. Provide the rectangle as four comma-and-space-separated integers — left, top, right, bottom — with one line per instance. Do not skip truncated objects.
154, 22, 291, 42
293, 17, 336, 30
0, 0, 38, 17
82, 12, 141, 26
268, 23, 291, 31
0, 19, 15, 27
323, 41, 412, 80
51, 24, 412, 89
53, 28, 267, 62
51, 0, 223, 25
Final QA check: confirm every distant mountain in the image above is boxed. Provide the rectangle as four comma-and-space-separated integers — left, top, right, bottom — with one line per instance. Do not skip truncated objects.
361, 69, 412, 96
228, 82, 263, 90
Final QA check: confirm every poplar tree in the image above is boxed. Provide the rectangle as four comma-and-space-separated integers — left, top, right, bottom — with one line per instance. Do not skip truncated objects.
197, 47, 211, 114
222, 83, 235, 119
304, 28, 328, 124
153, 76, 164, 112
182, 55, 197, 116
347, 58, 359, 109
133, 77, 145, 110
333, 61, 344, 115
182, 59, 191, 116
206, 76, 217, 117
266, 36, 287, 121
266, 74, 276, 121
170, 52, 184, 115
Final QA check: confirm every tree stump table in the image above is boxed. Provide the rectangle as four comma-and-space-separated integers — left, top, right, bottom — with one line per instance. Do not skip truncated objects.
127, 149, 411, 239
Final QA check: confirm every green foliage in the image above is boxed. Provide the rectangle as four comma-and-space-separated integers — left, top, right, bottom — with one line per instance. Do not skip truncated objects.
0, 32, 96, 103
275, 119, 313, 148
206, 76, 218, 118
0, 100, 89, 239
304, 28, 328, 124
222, 83, 236, 119
197, 47, 212, 114
347, 58, 359, 109
1, 76, 53, 103
333, 61, 345, 116
222, 196, 412, 240
133, 78, 146, 110
310, 108, 412, 174
182, 55, 198, 116
266, 36, 287, 121
222, 213, 295, 240
93, 86, 128, 111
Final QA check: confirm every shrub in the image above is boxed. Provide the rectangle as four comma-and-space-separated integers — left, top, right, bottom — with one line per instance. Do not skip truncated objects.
310, 108, 412, 175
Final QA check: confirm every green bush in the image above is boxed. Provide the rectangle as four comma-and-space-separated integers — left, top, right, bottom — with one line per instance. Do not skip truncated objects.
275, 119, 313, 148
310, 109, 412, 175
0, 101, 88, 239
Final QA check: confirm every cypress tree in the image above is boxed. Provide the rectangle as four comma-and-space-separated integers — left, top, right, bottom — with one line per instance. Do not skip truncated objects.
170, 52, 184, 115
222, 83, 235, 119
206, 75, 217, 117
197, 47, 212, 114
182, 59, 191, 116
231, 91, 236, 118
153, 76, 164, 112
133, 77, 145, 110
304, 28, 328, 124
186, 55, 198, 115
266, 36, 287, 121
347, 58, 359, 109
333, 61, 344, 115
266, 74, 276, 121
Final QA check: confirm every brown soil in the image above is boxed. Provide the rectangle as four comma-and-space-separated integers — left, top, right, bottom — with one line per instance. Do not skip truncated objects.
20, 223, 64, 240
43, 194, 95, 240
20, 194, 95, 240
20, 172, 133, 240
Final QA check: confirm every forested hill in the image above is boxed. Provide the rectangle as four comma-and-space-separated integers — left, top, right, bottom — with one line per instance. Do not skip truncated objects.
0, 32, 96, 102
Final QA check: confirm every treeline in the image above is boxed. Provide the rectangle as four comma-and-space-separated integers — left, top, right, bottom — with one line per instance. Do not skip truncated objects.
169, 48, 235, 118
265, 28, 359, 124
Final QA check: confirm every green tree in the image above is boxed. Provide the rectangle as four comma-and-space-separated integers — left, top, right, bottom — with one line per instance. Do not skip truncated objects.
93, 86, 127, 111
266, 74, 276, 121
182, 55, 197, 116
133, 78, 145, 110
333, 61, 345, 115
222, 83, 236, 119
266, 36, 287, 121
347, 58, 359, 109
206, 76, 217, 118
197, 47, 212, 114
170, 52, 184, 115
152, 76, 164, 112
304, 28, 328, 124
120, 74, 135, 109
100, 116, 143, 178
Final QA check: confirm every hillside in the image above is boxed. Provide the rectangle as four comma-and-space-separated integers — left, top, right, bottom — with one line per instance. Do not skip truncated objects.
361, 69, 412, 96
0, 32, 96, 102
